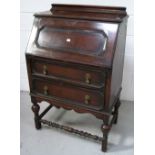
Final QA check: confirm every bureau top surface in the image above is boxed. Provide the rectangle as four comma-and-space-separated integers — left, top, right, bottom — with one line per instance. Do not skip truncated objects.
35, 4, 127, 22
26, 4, 128, 69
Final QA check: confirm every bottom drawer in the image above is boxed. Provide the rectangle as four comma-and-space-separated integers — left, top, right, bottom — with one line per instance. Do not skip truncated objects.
32, 78, 104, 110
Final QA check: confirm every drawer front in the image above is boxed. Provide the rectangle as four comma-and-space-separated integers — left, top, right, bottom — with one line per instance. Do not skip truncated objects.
32, 79, 104, 109
32, 60, 105, 87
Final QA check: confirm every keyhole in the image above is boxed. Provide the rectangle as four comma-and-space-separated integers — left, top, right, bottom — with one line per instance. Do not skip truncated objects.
66, 38, 71, 43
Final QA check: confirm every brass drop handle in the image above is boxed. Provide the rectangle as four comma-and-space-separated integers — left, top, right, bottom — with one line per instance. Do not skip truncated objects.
85, 95, 91, 104
85, 73, 91, 84
43, 65, 47, 75
43, 86, 48, 95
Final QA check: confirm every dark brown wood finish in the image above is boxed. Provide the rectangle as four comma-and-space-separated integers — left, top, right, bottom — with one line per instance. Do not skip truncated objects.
25, 4, 128, 152
32, 78, 104, 110
36, 27, 107, 55
31, 59, 105, 87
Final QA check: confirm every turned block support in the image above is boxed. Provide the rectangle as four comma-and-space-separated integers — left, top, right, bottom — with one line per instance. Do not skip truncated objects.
31, 98, 41, 129
101, 116, 111, 152
101, 124, 111, 152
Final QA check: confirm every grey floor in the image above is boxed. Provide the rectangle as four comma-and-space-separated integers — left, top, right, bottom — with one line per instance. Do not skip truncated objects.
20, 91, 134, 155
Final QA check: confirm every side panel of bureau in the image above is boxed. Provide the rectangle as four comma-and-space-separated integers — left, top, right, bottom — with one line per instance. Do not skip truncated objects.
109, 17, 128, 109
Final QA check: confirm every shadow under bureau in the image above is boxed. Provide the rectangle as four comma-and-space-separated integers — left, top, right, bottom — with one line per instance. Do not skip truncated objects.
25, 4, 128, 152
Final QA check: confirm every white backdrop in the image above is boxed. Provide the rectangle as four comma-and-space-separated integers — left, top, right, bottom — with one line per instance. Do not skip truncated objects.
20, 0, 134, 101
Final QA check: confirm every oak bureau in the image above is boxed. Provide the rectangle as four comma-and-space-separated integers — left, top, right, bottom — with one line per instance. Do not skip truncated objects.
25, 4, 128, 152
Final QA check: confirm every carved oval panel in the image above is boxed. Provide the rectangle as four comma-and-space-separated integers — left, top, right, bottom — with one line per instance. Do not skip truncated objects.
36, 27, 107, 55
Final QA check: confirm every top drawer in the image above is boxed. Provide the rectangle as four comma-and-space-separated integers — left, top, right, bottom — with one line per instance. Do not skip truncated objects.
31, 60, 105, 87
